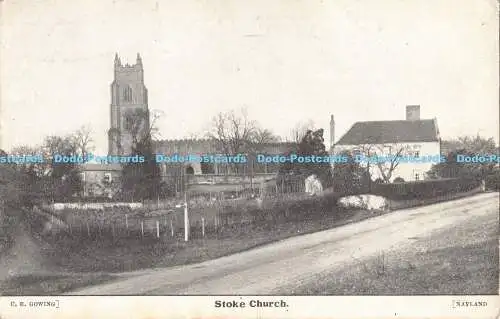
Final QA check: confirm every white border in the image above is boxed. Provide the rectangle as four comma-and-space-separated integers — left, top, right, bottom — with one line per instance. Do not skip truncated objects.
0, 296, 499, 319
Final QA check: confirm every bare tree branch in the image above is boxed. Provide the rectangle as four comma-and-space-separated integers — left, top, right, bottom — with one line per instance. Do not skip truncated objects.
72, 125, 95, 158
112, 108, 163, 154
252, 128, 281, 145
206, 108, 282, 174
207, 108, 259, 155
373, 144, 408, 182
290, 119, 315, 144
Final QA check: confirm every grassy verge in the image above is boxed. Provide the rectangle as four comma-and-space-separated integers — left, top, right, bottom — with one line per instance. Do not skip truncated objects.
0, 274, 118, 296
291, 213, 499, 295
0, 211, 19, 258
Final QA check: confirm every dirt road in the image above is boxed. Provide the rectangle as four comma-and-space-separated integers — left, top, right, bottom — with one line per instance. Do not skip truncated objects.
69, 192, 499, 295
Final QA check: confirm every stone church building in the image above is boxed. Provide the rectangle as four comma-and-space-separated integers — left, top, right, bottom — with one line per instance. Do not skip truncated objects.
81, 54, 294, 197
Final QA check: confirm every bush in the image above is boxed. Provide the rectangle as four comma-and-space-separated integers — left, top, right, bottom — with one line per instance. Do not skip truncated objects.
0, 208, 19, 256
485, 170, 500, 191
393, 177, 405, 183
371, 178, 480, 200
218, 194, 340, 225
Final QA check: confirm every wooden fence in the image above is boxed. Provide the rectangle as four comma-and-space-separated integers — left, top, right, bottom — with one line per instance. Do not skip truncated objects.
44, 183, 311, 241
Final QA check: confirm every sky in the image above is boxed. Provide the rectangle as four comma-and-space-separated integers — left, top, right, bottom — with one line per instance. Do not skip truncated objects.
1, 0, 499, 155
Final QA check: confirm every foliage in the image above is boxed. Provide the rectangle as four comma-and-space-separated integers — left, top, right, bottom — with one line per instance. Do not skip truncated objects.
121, 136, 162, 200
218, 193, 340, 225
0, 163, 30, 207
484, 169, 500, 191
290, 119, 316, 143
429, 135, 499, 182
9, 126, 95, 203
278, 128, 333, 189
332, 150, 371, 195
441, 135, 497, 155
371, 178, 480, 200
117, 109, 163, 200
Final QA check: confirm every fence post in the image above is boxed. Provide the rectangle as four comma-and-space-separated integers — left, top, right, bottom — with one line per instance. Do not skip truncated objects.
170, 219, 174, 237
112, 223, 115, 239
214, 215, 218, 231
141, 220, 144, 238
125, 214, 129, 230
156, 220, 160, 239
86, 222, 90, 237
202, 217, 205, 238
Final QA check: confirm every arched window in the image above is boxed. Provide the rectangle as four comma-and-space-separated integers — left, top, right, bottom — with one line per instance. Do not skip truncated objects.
186, 166, 194, 175
123, 86, 133, 102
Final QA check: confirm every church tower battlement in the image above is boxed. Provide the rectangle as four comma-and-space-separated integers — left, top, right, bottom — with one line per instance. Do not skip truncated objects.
108, 53, 149, 156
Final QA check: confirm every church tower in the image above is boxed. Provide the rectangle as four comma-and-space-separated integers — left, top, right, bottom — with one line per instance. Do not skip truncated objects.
108, 53, 149, 156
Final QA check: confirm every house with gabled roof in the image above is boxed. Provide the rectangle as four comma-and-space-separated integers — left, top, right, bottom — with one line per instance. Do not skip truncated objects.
80, 163, 122, 198
330, 105, 441, 182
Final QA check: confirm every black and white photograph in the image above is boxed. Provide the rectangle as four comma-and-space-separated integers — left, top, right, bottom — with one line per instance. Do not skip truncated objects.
0, 0, 498, 317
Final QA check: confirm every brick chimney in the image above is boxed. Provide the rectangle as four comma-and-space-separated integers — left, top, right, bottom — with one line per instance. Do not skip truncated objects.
406, 105, 420, 121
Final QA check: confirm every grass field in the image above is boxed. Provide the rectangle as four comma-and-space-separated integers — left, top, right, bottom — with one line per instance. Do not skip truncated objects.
290, 213, 499, 295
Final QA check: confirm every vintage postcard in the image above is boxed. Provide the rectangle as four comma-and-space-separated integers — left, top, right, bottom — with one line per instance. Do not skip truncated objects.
0, 0, 498, 318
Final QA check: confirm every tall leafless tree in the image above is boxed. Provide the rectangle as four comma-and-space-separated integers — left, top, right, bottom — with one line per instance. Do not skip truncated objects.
72, 125, 95, 159
207, 108, 281, 175
207, 108, 258, 155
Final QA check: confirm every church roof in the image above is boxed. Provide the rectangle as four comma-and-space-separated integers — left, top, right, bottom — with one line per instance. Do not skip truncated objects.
336, 119, 439, 145
154, 139, 296, 149
81, 163, 122, 171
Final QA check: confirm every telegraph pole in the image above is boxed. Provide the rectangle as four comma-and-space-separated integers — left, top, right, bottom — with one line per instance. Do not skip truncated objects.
176, 167, 190, 241
183, 170, 189, 241
183, 190, 189, 241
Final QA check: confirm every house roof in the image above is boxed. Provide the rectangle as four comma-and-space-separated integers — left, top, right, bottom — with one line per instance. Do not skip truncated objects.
336, 119, 439, 145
